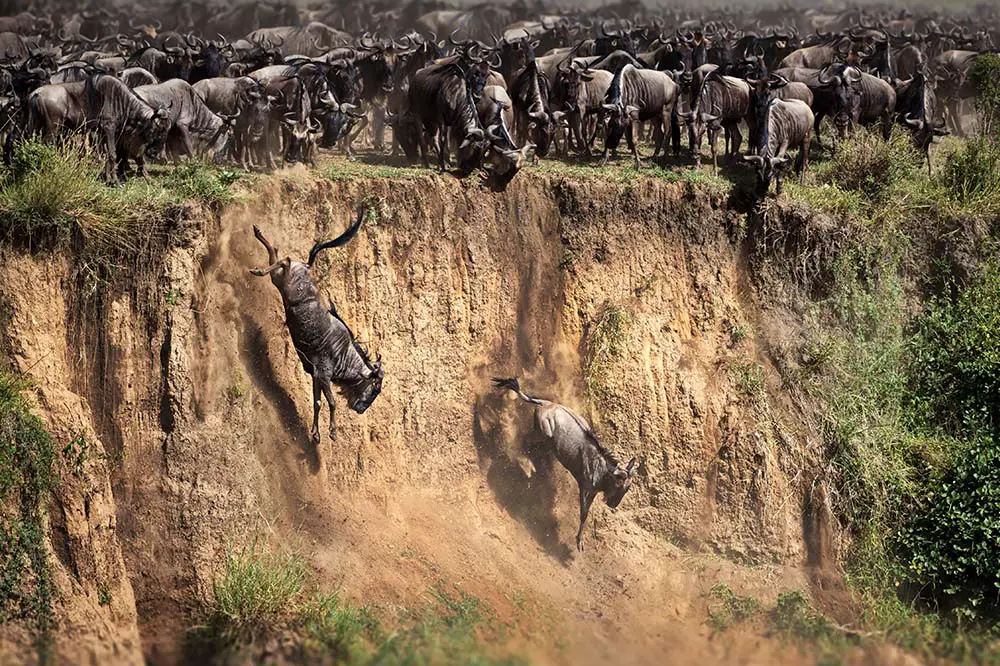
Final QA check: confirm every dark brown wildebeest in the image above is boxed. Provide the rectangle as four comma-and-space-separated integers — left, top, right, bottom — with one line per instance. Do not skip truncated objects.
250, 207, 384, 444
493, 377, 637, 552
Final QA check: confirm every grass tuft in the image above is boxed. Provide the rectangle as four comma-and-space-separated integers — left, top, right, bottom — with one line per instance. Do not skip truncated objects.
205, 535, 306, 643
584, 304, 631, 400
0, 371, 55, 660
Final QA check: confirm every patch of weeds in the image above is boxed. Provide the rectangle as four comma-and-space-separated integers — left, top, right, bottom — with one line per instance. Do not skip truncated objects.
0, 371, 55, 660
61, 433, 90, 477
164, 290, 179, 307
322, 158, 426, 182
97, 583, 112, 607
584, 304, 631, 400
227, 369, 247, 403
728, 360, 765, 405
558, 249, 576, 272
202, 535, 306, 644
708, 582, 761, 630
299, 592, 374, 661
0, 140, 175, 269
635, 274, 656, 296
729, 323, 751, 347
815, 129, 920, 202
938, 136, 1000, 217
160, 160, 241, 207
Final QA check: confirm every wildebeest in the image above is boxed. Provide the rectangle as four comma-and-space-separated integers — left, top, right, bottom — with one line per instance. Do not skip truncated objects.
894, 71, 947, 173
407, 55, 489, 173
249, 207, 384, 444
134, 79, 235, 162
598, 63, 680, 166
28, 74, 172, 182
493, 377, 637, 552
684, 69, 750, 169
741, 75, 814, 199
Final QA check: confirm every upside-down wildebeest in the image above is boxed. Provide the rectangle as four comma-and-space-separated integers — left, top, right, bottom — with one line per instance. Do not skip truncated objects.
250, 207, 384, 444
493, 377, 637, 551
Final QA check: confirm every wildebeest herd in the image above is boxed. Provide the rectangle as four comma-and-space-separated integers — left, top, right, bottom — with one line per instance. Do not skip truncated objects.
5, 0, 998, 551
0, 1, 995, 194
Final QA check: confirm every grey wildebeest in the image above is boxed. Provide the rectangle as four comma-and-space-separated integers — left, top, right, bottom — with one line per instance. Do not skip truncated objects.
684, 68, 750, 170
249, 207, 384, 444
741, 75, 814, 199
598, 63, 680, 167
493, 378, 637, 552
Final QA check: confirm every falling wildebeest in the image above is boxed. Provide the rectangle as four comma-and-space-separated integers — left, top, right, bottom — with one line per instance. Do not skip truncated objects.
250, 207, 384, 444
493, 377, 637, 551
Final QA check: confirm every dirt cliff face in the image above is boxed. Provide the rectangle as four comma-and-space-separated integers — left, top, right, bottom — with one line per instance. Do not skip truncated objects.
0, 170, 830, 664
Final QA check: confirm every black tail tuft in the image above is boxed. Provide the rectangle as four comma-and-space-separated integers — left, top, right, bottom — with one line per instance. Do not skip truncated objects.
307, 205, 365, 268
492, 377, 520, 393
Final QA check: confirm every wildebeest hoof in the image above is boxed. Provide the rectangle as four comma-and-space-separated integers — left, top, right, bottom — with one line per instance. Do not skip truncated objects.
329, 427, 337, 442
311, 430, 321, 445
249, 268, 266, 276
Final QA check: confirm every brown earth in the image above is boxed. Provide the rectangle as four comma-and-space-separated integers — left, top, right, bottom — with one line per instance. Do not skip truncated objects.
0, 168, 899, 665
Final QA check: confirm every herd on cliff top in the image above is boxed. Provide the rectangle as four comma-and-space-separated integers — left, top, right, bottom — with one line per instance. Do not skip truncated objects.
6, 0, 998, 550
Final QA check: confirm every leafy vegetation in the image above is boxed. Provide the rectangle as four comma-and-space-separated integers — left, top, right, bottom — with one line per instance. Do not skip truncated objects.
584, 304, 631, 400
970, 54, 1000, 133
0, 371, 55, 661
0, 140, 242, 285
707, 583, 761, 630
198, 538, 526, 665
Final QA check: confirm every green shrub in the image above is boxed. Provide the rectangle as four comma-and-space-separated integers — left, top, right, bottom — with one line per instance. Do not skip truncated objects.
818, 129, 920, 201
905, 262, 1000, 441
0, 371, 55, 658
161, 160, 241, 207
708, 583, 761, 630
585, 304, 631, 399
939, 137, 1000, 216
206, 536, 306, 641
900, 441, 1000, 622
0, 140, 174, 265
970, 54, 1000, 132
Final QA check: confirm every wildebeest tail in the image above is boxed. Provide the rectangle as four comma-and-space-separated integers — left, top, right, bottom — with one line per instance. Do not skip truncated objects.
492, 377, 543, 405
307, 205, 365, 267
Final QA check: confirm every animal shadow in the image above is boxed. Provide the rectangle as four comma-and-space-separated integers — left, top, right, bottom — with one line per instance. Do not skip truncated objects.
239, 313, 320, 473
472, 392, 573, 564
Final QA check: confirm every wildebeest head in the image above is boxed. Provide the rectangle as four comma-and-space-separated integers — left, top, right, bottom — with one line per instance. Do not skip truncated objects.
603, 457, 638, 508
457, 128, 488, 174
343, 345, 384, 414
315, 100, 364, 148
741, 153, 791, 199
818, 63, 861, 140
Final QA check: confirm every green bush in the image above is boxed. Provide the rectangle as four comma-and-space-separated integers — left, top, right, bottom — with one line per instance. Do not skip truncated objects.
970, 54, 1000, 132
939, 137, 1000, 216
0, 372, 55, 658
206, 536, 306, 642
905, 262, 1000, 441
900, 440, 1000, 622
161, 160, 241, 207
818, 128, 920, 201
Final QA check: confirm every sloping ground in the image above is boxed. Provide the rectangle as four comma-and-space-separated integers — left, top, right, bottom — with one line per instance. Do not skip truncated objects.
0, 169, 859, 665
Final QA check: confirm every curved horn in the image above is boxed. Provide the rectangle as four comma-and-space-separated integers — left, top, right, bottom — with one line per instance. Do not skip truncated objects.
817, 65, 834, 85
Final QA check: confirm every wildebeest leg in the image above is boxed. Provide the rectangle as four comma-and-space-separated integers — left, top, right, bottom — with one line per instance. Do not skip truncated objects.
101, 124, 118, 183
813, 112, 825, 149
670, 110, 681, 156
627, 123, 641, 168
310, 377, 322, 445
799, 135, 810, 185
709, 126, 719, 173
437, 127, 447, 172
251, 225, 279, 266
882, 111, 892, 141
372, 106, 385, 152
576, 486, 597, 552
320, 380, 337, 441
731, 123, 743, 159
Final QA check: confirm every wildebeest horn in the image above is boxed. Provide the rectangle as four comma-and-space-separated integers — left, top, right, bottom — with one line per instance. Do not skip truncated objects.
769, 73, 789, 88
307, 207, 365, 268
845, 67, 862, 83
903, 113, 922, 128
360, 32, 376, 48
817, 66, 834, 85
